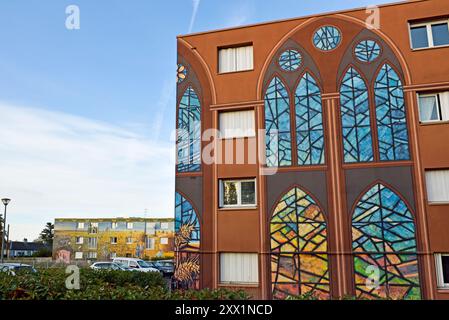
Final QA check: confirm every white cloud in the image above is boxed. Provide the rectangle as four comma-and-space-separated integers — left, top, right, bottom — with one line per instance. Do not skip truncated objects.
188, 0, 201, 33
0, 103, 175, 241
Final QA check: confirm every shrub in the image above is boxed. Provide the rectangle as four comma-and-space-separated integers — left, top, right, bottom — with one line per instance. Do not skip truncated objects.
0, 268, 250, 300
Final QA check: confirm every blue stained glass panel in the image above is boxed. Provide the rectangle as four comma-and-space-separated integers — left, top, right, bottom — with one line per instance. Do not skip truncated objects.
177, 86, 201, 172
340, 67, 374, 163
265, 77, 292, 167
313, 26, 341, 51
355, 40, 381, 62
295, 72, 325, 165
279, 49, 302, 71
374, 64, 410, 161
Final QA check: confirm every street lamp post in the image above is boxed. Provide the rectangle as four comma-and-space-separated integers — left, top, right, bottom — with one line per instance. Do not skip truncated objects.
1, 198, 11, 263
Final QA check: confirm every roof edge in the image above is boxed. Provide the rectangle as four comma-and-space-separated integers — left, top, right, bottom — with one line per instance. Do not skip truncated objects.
177, 0, 428, 39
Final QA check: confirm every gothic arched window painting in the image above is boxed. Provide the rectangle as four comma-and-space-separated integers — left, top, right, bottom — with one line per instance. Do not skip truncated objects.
352, 183, 421, 300
295, 72, 325, 165
265, 77, 292, 167
270, 187, 330, 299
177, 86, 201, 173
174, 192, 201, 289
340, 67, 374, 163
374, 64, 410, 161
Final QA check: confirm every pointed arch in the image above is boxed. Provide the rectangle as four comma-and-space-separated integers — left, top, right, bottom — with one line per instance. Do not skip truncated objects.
374, 63, 410, 161
339, 66, 374, 163
174, 192, 201, 289
264, 76, 292, 167
295, 72, 325, 165
351, 183, 421, 300
177, 86, 201, 173
270, 186, 330, 299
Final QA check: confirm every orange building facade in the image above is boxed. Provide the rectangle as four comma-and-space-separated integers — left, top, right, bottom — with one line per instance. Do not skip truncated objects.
174, 0, 449, 299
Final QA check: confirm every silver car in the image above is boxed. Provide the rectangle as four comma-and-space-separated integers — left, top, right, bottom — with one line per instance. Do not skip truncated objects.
0, 263, 37, 276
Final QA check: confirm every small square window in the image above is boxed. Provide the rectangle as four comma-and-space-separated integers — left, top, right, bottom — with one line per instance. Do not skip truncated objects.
431, 23, 449, 46
160, 238, 169, 245
111, 222, 117, 229
75, 237, 84, 244
418, 95, 440, 122
75, 252, 83, 260
411, 25, 429, 49
220, 179, 257, 208
110, 237, 118, 244
126, 237, 133, 244
77, 222, 84, 229
241, 181, 256, 205
127, 222, 133, 229
436, 254, 449, 288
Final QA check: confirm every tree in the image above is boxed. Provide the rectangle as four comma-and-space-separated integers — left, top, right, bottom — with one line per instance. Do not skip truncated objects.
39, 222, 54, 247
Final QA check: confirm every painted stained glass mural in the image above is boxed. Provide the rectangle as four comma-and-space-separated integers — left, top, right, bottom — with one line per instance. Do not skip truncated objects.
174, 192, 201, 289
313, 26, 341, 51
265, 77, 292, 167
354, 40, 381, 63
295, 72, 325, 165
374, 64, 410, 161
177, 86, 201, 173
279, 49, 302, 72
340, 67, 374, 163
352, 183, 421, 299
271, 187, 329, 299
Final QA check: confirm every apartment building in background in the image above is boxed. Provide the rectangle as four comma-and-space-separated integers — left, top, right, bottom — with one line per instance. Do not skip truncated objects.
53, 218, 174, 262
173, 0, 449, 299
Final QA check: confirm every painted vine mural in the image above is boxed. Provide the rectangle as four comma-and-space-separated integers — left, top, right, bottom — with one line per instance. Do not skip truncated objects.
174, 192, 201, 289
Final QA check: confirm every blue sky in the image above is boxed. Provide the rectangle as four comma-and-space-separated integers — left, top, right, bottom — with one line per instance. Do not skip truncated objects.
0, 0, 392, 240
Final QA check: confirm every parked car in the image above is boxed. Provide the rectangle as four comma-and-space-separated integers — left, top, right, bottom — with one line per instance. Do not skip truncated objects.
112, 257, 160, 273
146, 260, 174, 277
0, 263, 37, 276
90, 262, 133, 271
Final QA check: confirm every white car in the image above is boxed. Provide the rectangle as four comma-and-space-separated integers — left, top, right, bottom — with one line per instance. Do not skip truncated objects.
112, 257, 160, 273
90, 262, 132, 271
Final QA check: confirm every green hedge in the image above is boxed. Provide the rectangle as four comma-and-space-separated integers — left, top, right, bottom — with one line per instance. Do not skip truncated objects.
0, 268, 249, 300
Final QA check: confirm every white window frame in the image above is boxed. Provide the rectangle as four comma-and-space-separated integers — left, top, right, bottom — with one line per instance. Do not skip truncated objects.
77, 222, 84, 229
88, 237, 98, 249
75, 236, 84, 245
219, 179, 257, 208
111, 222, 117, 229
87, 252, 97, 259
417, 93, 442, 123
160, 237, 169, 245
409, 19, 449, 50
146, 237, 155, 250
127, 222, 133, 230
435, 254, 449, 289
219, 253, 259, 285
110, 237, 118, 245
126, 237, 133, 244
218, 45, 254, 74
161, 222, 169, 230
219, 109, 256, 139
75, 252, 83, 260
